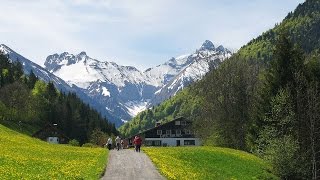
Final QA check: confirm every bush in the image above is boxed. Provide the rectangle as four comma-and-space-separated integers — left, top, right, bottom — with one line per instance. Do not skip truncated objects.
82, 143, 95, 148
89, 129, 107, 147
68, 139, 80, 146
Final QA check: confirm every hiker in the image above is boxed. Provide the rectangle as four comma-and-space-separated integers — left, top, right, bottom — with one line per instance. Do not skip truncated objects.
106, 137, 112, 150
133, 135, 142, 152
120, 139, 124, 149
115, 136, 121, 151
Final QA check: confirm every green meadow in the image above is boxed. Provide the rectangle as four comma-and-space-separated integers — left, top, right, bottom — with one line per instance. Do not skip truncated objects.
144, 146, 278, 180
0, 124, 108, 179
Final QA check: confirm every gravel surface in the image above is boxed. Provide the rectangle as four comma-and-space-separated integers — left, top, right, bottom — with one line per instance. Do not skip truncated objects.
101, 149, 165, 180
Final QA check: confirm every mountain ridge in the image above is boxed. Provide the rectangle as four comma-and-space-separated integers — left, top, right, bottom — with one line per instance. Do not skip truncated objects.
0, 40, 231, 126
44, 40, 232, 124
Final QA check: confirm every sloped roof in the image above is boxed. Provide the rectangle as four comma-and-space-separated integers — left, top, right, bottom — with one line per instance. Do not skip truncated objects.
128, 116, 190, 138
32, 123, 69, 140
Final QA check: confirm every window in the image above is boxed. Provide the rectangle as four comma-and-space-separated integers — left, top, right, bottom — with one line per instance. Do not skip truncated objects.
157, 130, 162, 135
154, 140, 161, 146
176, 130, 181, 136
181, 121, 186, 126
184, 140, 195, 145
175, 121, 180, 125
145, 140, 152, 146
166, 130, 171, 135
146, 140, 162, 146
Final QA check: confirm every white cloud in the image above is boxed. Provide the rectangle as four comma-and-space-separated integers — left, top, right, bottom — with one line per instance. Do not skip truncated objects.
0, 0, 87, 62
0, 0, 305, 69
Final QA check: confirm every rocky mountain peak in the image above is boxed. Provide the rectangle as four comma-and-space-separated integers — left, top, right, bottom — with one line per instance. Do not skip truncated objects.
0, 44, 12, 54
216, 45, 225, 52
199, 40, 215, 51
44, 51, 92, 72
78, 51, 87, 56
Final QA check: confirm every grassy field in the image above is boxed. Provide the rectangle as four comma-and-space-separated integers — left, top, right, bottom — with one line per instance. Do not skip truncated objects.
144, 146, 278, 180
0, 124, 108, 179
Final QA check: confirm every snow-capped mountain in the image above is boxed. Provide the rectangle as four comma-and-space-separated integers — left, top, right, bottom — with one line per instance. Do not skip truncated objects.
0, 44, 121, 126
44, 40, 232, 125
148, 41, 232, 106
44, 52, 157, 123
0, 40, 231, 127
0, 44, 74, 92
45, 52, 152, 89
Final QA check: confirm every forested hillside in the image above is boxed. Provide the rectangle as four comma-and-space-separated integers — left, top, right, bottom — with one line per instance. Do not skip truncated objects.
119, 87, 201, 137
0, 53, 118, 144
239, 0, 320, 61
120, 0, 320, 179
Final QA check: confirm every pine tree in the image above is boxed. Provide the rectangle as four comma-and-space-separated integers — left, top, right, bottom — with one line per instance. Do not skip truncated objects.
13, 60, 23, 80
28, 70, 38, 89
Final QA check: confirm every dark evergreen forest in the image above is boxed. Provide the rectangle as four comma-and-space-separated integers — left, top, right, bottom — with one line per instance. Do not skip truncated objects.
0, 54, 118, 144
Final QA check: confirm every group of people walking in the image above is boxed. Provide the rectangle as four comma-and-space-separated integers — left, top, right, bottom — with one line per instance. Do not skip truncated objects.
106, 136, 123, 151
106, 135, 142, 152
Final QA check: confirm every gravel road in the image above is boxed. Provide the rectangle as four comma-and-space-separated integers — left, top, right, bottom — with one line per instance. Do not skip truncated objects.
101, 149, 165, 180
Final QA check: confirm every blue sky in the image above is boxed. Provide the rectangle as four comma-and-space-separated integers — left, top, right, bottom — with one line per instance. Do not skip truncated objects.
0, 0, 304, 70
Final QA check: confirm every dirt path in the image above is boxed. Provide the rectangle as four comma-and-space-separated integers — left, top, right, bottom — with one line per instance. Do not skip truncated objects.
101, 149, 165, 180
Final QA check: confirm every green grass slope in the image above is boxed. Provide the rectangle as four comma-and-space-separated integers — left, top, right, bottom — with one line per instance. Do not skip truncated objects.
0, 120, 39, 136
0, 124, 108, 179
144, 146, 278, 180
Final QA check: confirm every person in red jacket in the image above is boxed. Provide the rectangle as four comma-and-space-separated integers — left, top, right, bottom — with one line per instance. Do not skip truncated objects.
133, 135, 142, 152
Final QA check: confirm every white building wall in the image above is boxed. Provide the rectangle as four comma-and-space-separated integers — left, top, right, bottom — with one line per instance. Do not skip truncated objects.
47, 137, 59, 144
145, 138, 201, 146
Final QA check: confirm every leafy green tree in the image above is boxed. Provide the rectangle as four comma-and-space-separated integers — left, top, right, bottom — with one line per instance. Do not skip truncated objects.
0, 82, 31, 122
256, 89, 295, 153
264, 135, 299, 179
32, 80, 48, 97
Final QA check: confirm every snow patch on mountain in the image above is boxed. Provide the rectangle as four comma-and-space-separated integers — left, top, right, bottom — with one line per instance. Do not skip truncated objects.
125, 101, 149, 117
46, 53, 149, 89
101, 87, 111, 97
175, 54, 190, 60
